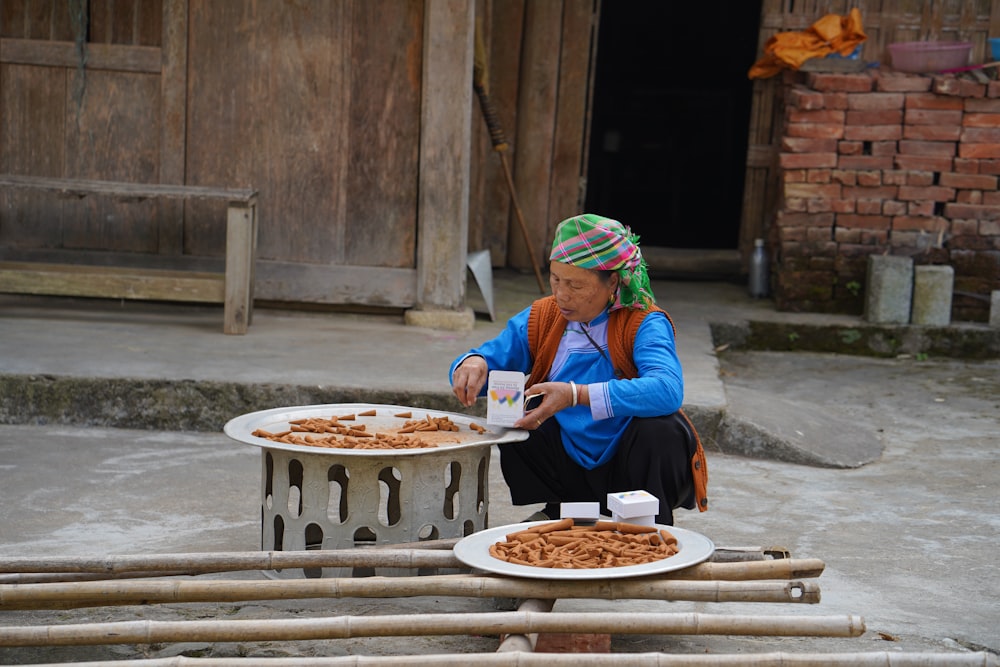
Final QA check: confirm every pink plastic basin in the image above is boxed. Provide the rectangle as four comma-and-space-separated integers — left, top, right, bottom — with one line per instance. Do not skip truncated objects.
888, 41, 972, 73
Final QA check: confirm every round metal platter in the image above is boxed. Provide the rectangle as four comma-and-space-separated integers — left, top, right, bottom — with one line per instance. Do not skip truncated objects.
454, 520, 715, 580
224, 403, 528, 457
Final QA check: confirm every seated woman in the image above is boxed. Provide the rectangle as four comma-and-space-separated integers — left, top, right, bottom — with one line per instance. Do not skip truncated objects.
449, 213, 708, 525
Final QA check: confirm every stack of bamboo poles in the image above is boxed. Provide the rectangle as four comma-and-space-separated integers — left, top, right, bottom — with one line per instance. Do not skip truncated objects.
0, 543, 995, 667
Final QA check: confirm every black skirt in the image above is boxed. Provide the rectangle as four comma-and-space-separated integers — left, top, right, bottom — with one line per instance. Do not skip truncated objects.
498, 412, 697, 525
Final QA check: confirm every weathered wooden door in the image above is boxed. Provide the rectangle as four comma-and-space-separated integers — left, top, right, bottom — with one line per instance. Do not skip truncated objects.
1, 0, 429, 308
1, 0, 177, 256
185, 1, 425, 306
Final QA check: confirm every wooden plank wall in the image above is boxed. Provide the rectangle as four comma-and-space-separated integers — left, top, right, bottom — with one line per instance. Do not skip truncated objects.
468, 0, 524, 268
0, 0, 166, 254
468, 0, 596, 273
743, 0, 1000, 267
2, 1, 626, 304
1, 0, 426, 307
184, 0, 422, 270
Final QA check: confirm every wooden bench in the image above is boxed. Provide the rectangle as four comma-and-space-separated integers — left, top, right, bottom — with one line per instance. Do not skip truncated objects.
0, 175, 258, 334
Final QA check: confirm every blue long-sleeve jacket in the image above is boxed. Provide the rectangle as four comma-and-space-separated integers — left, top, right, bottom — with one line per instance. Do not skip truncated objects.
449, 305, 684, 469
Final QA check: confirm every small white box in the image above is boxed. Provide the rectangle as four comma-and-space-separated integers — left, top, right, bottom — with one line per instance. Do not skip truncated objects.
486, 370, 526, 427
612, 512, 656, 527
560, 502, 600, 520
607, 490, 659, 519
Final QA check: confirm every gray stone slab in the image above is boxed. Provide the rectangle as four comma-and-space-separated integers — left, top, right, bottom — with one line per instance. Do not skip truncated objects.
991, 290, 1000, 328
864, 254, 913, 324
911, 264, 954, 326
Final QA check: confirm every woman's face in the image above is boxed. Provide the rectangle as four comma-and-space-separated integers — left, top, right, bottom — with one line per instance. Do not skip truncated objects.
549, 261, 618, 323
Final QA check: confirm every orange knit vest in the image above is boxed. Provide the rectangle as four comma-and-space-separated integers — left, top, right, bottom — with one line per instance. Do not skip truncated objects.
526, 296, 708, 512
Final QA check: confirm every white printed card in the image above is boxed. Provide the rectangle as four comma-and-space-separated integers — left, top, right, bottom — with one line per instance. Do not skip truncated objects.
486, 370, 526, 427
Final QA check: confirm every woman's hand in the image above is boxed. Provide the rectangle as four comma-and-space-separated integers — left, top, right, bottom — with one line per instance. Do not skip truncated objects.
452, 356, 488, 407
514, 380, 584, 430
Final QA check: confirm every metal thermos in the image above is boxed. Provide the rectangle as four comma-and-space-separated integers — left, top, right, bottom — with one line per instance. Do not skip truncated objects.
749, 238, 769, 298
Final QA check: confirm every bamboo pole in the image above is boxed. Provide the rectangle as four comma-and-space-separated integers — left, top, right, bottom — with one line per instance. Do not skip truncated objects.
666, 558, 823, 580
0, 549, 462, 575
0, 611, 865, 647
495, 598, 555, 652
0, 576, 821, 611
13, 652, 998, 666
0, 571, 196, 584
711, 546, 789, 562
0, 550, 822, 581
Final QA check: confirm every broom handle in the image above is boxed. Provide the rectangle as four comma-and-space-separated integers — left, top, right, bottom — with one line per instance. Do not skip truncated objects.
498, 153, 547, 294
474, 82, 509, 152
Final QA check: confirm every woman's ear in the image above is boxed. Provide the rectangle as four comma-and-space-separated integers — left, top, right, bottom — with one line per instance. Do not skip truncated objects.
608, 273, 621, 303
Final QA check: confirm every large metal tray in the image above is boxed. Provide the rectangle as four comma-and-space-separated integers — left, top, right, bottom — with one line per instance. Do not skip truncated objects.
224, 403, 528, 457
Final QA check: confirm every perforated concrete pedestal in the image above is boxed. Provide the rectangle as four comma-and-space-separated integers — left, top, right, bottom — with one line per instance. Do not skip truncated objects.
261, 444, 490, 578
225, 404, 527, 580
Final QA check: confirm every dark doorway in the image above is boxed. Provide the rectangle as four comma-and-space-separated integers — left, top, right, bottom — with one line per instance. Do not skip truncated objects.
584, 1, 762, 252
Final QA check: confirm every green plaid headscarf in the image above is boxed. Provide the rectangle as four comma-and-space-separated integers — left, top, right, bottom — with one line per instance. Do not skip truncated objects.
549, 213, 655, 311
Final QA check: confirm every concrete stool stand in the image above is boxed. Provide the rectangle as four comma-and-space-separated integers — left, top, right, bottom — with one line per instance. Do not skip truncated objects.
261, 445, 489, 579
225, 404, 528, 579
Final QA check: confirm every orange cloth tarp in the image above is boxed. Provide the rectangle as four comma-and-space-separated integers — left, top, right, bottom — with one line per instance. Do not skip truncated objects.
748, 8, 866, 79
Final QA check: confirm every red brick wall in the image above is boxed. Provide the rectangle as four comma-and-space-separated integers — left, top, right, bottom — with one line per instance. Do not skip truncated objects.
773, 69, 1000, 322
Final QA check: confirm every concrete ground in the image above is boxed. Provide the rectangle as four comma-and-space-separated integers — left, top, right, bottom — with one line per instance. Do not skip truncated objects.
0, 271, 998, 664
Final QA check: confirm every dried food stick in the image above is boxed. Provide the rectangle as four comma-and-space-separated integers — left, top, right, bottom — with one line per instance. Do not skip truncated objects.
506, 520, 578, 543
394, 411, 412, 418
547, 536, 585, 548
505, 531, 540, 543
359, 409, 377, 417
594, 521, 658, 534
535, 518, 574, 534
659, 529, 678, 546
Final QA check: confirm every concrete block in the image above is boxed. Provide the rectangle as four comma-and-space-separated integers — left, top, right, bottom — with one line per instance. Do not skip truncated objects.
991, 291, 1000, 328
864, 255, 913, 324
911, 265, 954, 326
